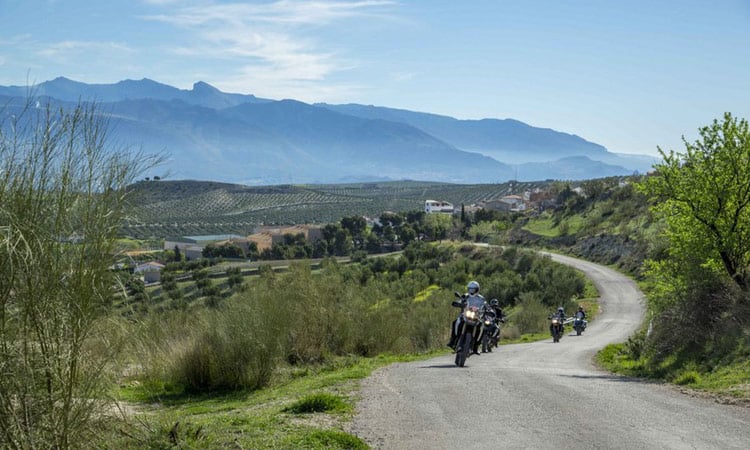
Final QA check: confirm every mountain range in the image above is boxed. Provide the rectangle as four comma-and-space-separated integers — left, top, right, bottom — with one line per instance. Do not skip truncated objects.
0, 77, 656, 185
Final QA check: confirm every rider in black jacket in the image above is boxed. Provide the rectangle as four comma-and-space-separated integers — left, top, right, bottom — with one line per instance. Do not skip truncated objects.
489, 298, 505, 323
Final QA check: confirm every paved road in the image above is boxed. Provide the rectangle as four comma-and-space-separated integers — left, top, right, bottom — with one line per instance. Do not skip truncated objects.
349, 253, 750, 449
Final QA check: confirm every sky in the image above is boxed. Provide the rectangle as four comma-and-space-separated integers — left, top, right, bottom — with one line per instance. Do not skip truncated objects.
2, 0, 749, 157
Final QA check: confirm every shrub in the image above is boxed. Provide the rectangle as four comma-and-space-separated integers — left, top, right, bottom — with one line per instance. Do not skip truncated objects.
513, 292, 549, 334
674, 370, 701, 386
283, 393, 350, 414
0, 98, 160, 448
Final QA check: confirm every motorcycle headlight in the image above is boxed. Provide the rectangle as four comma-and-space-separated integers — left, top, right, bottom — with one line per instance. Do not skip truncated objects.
466, 310, 478, 320
552, 319, 559, 324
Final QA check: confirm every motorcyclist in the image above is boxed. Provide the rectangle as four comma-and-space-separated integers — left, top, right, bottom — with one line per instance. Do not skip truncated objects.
447, 280, 487, 355
573, 305, 587, 334
489, 298, 505, 323
483, 298, 505, 352
548, 306, 566, 335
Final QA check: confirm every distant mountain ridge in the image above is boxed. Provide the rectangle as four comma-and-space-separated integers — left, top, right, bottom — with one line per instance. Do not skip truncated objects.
0, 76, 270, 109
0, 77, 656, 184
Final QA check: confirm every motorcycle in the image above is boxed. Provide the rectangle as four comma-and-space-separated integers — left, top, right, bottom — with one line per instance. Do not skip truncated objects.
451, 292, 483, 367
573, 312, 587, 336
481, 309, 501, 353
549, 316, 564, 343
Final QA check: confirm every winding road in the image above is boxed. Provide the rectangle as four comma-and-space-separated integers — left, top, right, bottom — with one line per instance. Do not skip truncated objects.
348, 253, 750, 449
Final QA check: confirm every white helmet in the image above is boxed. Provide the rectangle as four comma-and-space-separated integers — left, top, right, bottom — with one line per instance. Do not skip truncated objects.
467, 281, 480, 295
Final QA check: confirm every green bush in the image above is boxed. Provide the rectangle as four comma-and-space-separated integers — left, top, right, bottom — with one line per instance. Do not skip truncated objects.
513, 292, 549, 334
283, 393, 350, 414
674, 370, 701, 386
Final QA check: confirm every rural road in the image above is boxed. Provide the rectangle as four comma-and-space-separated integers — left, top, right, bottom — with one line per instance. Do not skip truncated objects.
348, 253, 750, 449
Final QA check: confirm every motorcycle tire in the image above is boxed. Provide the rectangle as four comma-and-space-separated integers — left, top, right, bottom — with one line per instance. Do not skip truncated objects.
482, 333, 490, 353
576, 327, 582, 336
455, 332, 472, 367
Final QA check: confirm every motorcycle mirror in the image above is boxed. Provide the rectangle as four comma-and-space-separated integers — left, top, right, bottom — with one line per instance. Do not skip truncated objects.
454, 291, 462, 298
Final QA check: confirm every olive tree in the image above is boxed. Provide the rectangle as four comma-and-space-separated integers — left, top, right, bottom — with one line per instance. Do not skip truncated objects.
640, 113, 750, 293
0, 98, 159, 448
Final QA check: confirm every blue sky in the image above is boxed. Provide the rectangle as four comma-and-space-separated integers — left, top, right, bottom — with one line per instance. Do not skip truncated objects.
2, 0, 749, 157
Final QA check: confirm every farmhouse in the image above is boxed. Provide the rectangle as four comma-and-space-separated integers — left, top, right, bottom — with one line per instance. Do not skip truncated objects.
424, 200, 454, 214
134, 261, 165, 283
481, 195, 527, 212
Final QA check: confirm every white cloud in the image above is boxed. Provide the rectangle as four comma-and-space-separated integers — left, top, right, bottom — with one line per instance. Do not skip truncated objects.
217, 65, 364, 103
36, 41, 134, 63
142, 0, 396, 96
147, 1, 395, 26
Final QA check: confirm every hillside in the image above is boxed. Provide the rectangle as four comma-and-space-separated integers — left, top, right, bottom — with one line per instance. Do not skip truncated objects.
124, 179, 552, 238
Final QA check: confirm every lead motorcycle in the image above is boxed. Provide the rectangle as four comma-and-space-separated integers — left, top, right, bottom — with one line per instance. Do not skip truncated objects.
452, 292, 484, 367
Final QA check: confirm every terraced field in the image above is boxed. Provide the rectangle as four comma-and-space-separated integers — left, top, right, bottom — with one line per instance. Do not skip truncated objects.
122, 179, 553, 238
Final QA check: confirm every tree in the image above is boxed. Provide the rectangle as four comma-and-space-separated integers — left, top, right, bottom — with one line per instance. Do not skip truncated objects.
581, 178, 607, 200
341, 215, 366, 237
0, 97, 161, 447
640, 113, 750, 291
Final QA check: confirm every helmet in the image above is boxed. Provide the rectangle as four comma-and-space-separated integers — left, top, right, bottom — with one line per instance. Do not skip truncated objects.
467, 281, 480, 295
578, 306, 584, 311
557, 306, 564, 313
490, 298, 499, 306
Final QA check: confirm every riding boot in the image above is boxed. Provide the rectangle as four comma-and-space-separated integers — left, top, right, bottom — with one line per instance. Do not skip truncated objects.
447, 328, 457, 350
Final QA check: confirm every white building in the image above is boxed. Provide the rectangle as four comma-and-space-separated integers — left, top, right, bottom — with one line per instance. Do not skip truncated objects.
424, 200, 454, 214
134, 261, 165, 283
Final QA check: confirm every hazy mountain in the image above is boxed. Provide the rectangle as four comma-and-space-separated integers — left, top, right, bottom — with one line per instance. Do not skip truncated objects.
0, 76, 271, 109
0, 77, 654, 184
317, 103, 656, 174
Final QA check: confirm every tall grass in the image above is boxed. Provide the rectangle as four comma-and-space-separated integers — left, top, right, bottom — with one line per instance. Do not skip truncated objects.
0, 97, 160, 448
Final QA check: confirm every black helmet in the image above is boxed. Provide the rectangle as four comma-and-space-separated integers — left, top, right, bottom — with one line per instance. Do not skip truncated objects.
490, 298, 499, 307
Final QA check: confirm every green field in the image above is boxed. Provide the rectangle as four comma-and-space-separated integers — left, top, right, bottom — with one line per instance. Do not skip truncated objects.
122, 179, 554, 238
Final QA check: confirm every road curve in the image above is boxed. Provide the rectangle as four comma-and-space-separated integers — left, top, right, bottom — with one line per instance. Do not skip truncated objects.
348, 253, 750, 449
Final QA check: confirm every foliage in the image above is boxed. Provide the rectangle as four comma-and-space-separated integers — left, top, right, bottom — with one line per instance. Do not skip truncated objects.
111, 353, 428, 449
283, 393, 351, 414
0, 97, 159, 448
130, 244, 587, 394
598, 114, 750, 399
639, 113, 750, 291
511, 292, 549, 334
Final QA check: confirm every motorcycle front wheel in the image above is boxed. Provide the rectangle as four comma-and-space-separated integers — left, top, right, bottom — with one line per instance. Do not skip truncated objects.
482, 332, 490, 353
455, 332, 472, 367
